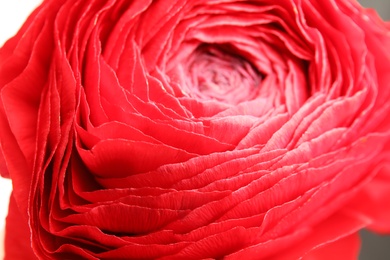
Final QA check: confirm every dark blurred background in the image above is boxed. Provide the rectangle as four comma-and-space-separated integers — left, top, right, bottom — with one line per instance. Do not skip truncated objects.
357, 1, 390, 259
359, 0, 390, 20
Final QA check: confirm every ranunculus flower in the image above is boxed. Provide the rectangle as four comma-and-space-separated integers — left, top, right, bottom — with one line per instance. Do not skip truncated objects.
1, 0, 390, 259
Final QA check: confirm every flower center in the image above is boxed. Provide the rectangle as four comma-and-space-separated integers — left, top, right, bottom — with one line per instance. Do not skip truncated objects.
183, 44, 263, 104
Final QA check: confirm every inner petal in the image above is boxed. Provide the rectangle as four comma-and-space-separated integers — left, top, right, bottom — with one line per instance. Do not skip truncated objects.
182, 44, 263, 104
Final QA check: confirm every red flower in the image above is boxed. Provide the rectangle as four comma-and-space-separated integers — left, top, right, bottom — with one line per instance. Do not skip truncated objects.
1, 0, 390, 259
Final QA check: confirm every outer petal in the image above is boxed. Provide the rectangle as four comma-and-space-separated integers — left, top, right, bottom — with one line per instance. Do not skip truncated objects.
269, 210, 369, 260
302, 232, 360, 260
4, 192, 37, 260
345, 163, 390, 233
1, 0, 390, 259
